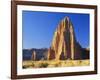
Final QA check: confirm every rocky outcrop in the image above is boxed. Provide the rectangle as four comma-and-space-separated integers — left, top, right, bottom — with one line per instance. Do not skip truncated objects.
47, 16, 89, 60
31, 51, 36, 60
81, 48, 89, 59
23, 48, 48, 61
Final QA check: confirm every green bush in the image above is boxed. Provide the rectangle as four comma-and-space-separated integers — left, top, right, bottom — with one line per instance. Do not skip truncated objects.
39, 63, 49, 68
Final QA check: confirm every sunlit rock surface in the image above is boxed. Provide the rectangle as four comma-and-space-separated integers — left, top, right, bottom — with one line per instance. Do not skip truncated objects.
48, 16, 89, 60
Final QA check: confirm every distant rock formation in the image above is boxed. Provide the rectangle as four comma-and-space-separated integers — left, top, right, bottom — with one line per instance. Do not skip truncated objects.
23, 48, 48, 61
31, 51, 36, 60
47, 16, 89, 60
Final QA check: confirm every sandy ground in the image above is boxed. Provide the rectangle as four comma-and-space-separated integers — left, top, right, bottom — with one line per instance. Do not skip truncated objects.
22, 60, 90, 69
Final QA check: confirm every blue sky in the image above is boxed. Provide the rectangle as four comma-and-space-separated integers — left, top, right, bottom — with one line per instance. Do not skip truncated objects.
22, 11, 89, 49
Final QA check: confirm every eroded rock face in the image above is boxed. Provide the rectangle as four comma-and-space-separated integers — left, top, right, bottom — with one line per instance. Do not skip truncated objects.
48, 16, 84, 60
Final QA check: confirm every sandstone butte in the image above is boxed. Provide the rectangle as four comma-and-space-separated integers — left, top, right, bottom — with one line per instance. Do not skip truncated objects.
47, 16, 89, 60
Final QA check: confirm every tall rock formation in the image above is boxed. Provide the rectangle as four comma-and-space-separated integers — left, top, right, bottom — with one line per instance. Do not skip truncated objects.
48, 16, 85, 60
31, 51, 36, 61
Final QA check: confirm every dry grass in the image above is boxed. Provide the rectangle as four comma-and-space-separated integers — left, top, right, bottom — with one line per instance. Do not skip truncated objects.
22, 60, 90, 69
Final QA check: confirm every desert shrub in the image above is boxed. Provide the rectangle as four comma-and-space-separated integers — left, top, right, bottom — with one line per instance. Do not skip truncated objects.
79, 60, 82, 64
23, 65, 30, 69
23, 66, 27, 69
30, 63, 35, 67
55, 63, 59, 67
39, 63, 49, 68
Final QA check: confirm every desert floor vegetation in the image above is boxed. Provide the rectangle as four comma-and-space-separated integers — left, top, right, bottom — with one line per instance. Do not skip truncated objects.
23, 60, 89, 69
